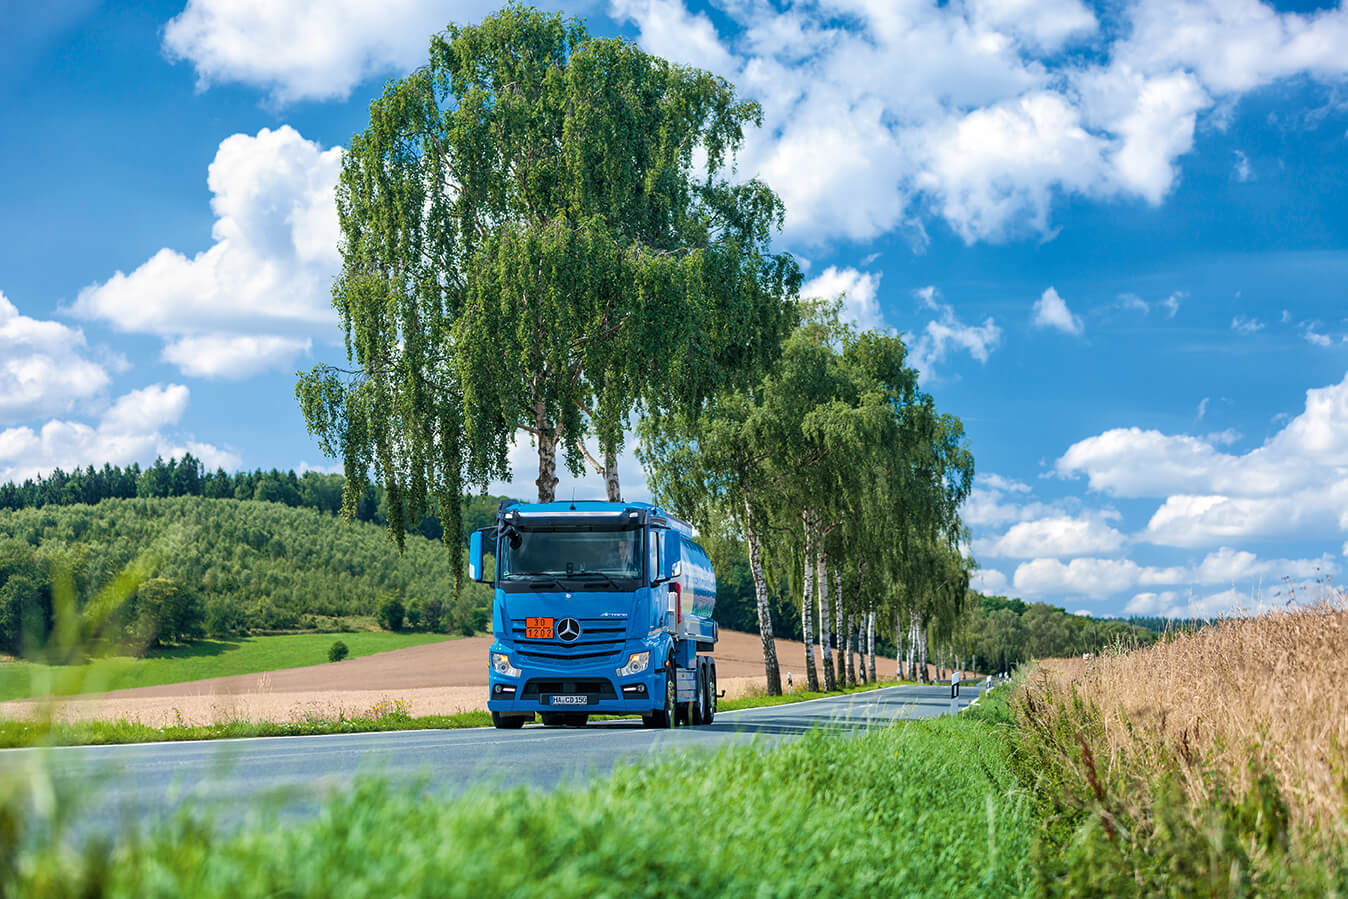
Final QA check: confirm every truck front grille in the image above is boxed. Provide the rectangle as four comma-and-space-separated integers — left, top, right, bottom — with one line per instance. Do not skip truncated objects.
510, 617, 627, 661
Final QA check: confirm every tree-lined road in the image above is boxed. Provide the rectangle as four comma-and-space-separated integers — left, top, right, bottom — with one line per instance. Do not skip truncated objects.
15, 684, 982, 831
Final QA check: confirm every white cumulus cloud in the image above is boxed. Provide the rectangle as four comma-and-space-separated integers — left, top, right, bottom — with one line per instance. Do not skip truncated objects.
979, 515, 1127, 559
0, 290, 112, 424
800, 266, 884, 330
163, 0, 518, 104
70, 126, 341, 380
0, 384, 239, 483
1032, 286, 1083, 336
163, 0, 1348, 248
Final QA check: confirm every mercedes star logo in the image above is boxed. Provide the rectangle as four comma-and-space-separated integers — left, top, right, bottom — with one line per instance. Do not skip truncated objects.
556, 617, 581, 642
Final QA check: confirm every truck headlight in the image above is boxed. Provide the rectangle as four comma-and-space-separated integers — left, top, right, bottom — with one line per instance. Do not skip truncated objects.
492, 652, 521, 678
616, 651, 650, 677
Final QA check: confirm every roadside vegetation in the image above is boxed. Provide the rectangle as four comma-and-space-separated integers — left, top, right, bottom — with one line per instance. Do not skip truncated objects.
1009, 602, 1348, 895
1, 690, 1031, 897
0, 631, 455, 702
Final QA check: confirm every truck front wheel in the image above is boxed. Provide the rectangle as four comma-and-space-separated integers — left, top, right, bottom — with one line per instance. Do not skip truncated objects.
642, 664, 675, 728
491, 712, 528, 729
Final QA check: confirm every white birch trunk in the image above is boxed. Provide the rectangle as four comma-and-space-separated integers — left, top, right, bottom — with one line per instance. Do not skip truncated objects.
895, 610, 903, 680
841, 614, 851, 684
800, 518, 819, 692
919, 617, 930, 683
603, 445, 621, 502
833, 565, 844, 688
816, 548, 835, 692
533, 400, 559, 502
745, 501, 781, 695
867, 611, 877, 683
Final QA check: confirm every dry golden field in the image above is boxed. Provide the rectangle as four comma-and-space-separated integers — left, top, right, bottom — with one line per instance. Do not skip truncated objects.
1032, 602, 1348, 832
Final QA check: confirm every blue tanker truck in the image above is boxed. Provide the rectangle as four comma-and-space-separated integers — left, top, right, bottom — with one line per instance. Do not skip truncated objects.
469, 500, 719, 729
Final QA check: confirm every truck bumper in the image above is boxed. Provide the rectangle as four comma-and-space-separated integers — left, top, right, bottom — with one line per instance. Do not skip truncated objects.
487, 648, 663, 716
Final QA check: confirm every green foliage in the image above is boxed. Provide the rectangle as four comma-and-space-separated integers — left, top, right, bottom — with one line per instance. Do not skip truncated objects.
297, 1, 800, 584
126, 577, 204, 654
958, 594, 1158, 674
376, 595, 406, 632
642, 302, 974, 691
0, 458, 513, 553
0, 497, 490, 654
327, 640, 349, 663
420, 597, 444, 633
3, 708, 1032, 896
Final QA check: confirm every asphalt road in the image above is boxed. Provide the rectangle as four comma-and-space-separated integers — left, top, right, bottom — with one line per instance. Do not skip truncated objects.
11, 683, 984, 833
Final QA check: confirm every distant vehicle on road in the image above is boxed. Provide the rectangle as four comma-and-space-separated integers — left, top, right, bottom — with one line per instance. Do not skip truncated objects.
469, 501, 718, 730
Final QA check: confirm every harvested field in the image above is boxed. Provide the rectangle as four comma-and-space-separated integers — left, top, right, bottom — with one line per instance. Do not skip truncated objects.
0, 630, 903, 728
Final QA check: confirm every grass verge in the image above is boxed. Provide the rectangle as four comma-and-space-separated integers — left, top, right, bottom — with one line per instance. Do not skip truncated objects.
3, 689, 1032, 897
1007, 603, 1348, 896
0, 631, 458, 701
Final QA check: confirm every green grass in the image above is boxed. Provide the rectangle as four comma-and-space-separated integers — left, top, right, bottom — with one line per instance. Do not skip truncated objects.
4, 689, 1033, 897
0, 631, 457, 702
717, 677, 915, 711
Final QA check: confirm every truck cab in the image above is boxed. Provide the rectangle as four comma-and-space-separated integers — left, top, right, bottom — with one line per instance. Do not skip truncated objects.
469, 500, 718, 729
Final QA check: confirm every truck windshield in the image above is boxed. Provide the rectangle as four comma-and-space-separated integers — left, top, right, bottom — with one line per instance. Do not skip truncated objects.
501, 528, 643, 581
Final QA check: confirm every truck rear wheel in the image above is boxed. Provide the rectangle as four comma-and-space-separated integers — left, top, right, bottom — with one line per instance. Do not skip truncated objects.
643, 664, 675, 728
704, 661, 716, 725
491, 712, 527, 729
691, 660, 707, 726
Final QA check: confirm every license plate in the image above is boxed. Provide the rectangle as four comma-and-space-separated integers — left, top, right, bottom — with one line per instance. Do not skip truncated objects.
550, 695, 589, 705
526, 617, 554, 639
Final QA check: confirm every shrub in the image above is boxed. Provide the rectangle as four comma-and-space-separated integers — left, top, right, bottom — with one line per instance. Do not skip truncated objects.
421, 597, 443, 633
328, 640, 349, 663
375, 595, 405, 632
204, 597, 245, 637
405, 598, 423, 631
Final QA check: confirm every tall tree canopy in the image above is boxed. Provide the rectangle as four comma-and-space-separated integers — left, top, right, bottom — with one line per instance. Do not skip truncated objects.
641, 302, 974, 693
297, 3, 800, 574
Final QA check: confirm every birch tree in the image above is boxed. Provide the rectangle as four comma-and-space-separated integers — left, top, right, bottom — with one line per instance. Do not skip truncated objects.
296, 2, 801, 568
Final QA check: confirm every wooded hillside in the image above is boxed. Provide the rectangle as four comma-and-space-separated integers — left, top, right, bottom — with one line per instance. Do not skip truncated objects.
0, 497, 488, 655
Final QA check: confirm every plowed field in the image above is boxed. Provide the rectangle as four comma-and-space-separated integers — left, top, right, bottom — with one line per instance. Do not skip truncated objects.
1, 631, 902, 727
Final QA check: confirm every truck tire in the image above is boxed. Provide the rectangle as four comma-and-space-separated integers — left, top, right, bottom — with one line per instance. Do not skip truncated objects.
704, 661, 716, 725
492, 712, 527, 729
690, 660, 706, 726
643, 664, 676, 728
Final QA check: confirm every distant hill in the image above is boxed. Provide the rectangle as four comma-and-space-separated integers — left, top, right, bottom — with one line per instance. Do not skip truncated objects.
0, 497, 488, 654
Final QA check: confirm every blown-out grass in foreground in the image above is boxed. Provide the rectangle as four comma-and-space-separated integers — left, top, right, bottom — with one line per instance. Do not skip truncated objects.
3, 693, 1032, 897
1014, 602, 1348, 895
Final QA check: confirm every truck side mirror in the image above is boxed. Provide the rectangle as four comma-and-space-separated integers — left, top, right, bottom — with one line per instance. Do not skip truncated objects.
468, 528, 493, 584
662, 529, 681, 579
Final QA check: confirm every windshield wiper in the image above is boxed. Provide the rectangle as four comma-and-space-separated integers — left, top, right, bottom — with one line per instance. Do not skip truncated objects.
571, 571, 625, 589
510, 574, 568, 591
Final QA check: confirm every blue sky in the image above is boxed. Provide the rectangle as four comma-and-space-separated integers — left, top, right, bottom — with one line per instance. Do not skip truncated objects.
2, 0, 1347, 618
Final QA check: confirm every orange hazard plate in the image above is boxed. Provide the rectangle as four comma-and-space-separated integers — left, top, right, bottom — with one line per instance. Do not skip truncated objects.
526, 617, 554, 639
